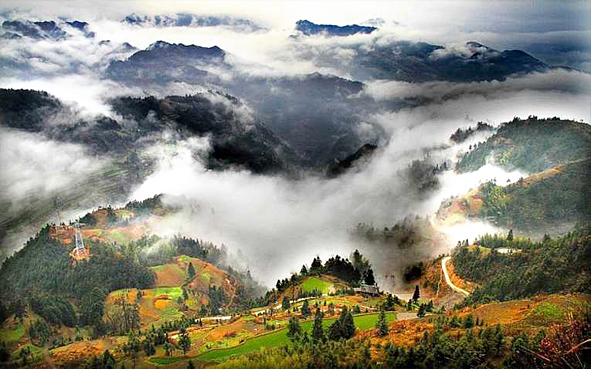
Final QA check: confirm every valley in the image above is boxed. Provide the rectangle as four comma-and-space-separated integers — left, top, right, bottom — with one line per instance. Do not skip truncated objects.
0, 2, 590, 368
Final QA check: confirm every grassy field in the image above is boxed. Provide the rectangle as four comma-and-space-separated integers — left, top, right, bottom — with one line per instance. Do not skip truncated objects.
301, 277, 333, 294
152, 286, 183, 299
198, 312, 396, 362
148, 356, 189, 365
10, 343, 43, 364
0, 324, 24, 344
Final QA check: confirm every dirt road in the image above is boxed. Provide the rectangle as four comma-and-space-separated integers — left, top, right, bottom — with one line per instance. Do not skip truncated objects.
442, 256, 470, 297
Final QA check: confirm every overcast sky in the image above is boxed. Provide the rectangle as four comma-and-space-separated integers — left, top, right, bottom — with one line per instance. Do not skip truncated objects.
1, 0, 590, 71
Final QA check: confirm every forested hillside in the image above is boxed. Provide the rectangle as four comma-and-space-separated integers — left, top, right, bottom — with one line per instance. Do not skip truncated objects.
457, 117, 591, 174
453, 225, 591, 306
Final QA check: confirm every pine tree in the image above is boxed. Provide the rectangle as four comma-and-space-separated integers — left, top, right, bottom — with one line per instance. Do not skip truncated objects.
342, 309, 356, 339
312, 308, 325, 342
287, 317, 302, 342
507, 229, 514, 242
412, 285, 420, 302
302, 300, 311, 318
300, 265, 308, 275
101, 349, 116, 369
376, 308, 388, 336
417, 304, 426, 318
178, 328, 191, 355
187, 262, 196, 279
282, 296, 291, 310
364, 268, 376, 285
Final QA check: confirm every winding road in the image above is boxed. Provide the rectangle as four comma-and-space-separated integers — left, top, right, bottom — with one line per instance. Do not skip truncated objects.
441, 256, 470, 297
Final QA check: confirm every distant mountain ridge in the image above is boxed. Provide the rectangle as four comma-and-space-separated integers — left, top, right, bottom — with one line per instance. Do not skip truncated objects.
295, 19, 377, 36
122, 13, 263, 31
352, 40, 548, 82
1, 18, 94, 40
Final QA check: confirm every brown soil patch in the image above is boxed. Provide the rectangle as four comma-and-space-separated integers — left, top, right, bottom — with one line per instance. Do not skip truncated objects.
50, 340, 112, 366
154, 298, 171, 310
153, 264, 186, 287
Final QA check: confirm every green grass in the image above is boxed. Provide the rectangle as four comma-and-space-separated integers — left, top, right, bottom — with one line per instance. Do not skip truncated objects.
201, 272, 211, 283
152, 287, 183, 299
0, 324, 25, 344
148, 356, 189, 365
178, 255, 192, 262
301, 277, 333, 294
528, 302, 566, 324
108, 229, 129, 244
198, 312, 396, 362
11, 344, 43, 363
151, 265, 165, 271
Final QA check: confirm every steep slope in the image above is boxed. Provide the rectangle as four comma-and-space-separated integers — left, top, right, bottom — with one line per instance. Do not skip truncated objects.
110, 94, 302, 173
104, 42, 379, 166
438, 159, 591, 232
326, 143, 377, 178
351, 40, 549, 82
106, 41, 226, 84
457, 117, 591, 174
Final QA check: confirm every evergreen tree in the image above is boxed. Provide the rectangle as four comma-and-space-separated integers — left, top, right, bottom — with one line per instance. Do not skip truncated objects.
310, 257, 323, 272
417, 304, 426, 318
187, 262, 196, 279
328, 319, 342, 341
364, 268, 376, 285
301, 300, 311, 318
376, 308, 388, 336
342, 308, 356, 339
282, 297, 291, 310
384, 294, 396, 310
287, 317, 302, 342
412, 285, 420, 302
312, 308, 325, 342
507, 229, 514, 242
101, 350, 116, 369
178, 328, 191, 355
300, 265, 308, 275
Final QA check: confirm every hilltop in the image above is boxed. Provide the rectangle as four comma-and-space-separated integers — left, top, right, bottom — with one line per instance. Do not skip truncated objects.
457, 117, 591, 174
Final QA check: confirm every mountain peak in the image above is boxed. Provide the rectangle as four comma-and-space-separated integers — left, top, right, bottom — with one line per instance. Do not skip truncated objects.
295, 19, 377, 37
147, 40, 172, 50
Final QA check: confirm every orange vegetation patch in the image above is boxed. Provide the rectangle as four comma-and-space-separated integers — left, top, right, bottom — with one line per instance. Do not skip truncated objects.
180, 256, 238, 306
153, 264, 186, 287
154, 297, 172, 310
50, 339, 113, 366
520, 165, 562, 187
357, 319, 433, 348
206, 319, 247, 341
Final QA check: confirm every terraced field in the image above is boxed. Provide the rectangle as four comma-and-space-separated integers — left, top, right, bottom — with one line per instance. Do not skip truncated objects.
198, 312, 396, 362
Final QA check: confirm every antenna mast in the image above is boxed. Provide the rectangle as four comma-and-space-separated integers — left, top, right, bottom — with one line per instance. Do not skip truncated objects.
72, 221, 87, 258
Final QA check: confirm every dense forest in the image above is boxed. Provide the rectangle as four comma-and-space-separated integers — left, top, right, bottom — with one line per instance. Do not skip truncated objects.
476, 159, 591, 231
454, 225, 591, 306
274, 250, 376, 297
457, 117, 591, 173
351, 216, 440, 248
449, 122, 494, 143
